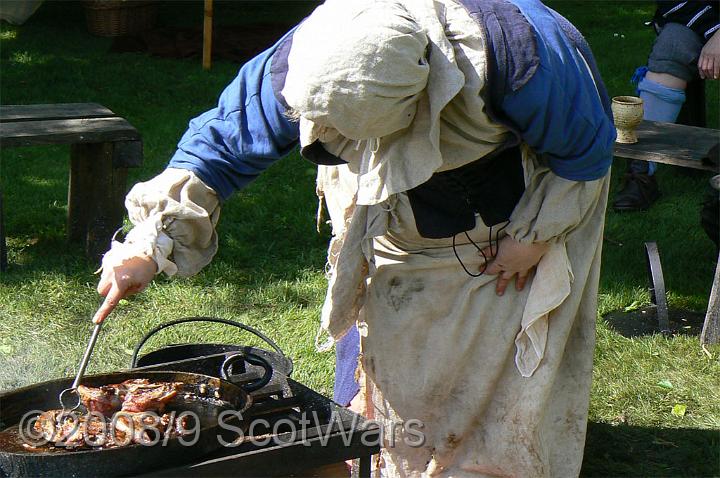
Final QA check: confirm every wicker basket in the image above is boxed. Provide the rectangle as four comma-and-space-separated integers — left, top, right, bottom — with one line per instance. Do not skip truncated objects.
84, 1, 158, 37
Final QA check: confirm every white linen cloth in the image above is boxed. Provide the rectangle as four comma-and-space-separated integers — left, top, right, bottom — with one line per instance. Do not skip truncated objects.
351, 157, 609, 477
99, 168, 220, 278
115, 156, 608, 477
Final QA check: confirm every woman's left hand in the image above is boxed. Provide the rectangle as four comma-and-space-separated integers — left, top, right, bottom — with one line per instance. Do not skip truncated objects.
480, 236, 549, 296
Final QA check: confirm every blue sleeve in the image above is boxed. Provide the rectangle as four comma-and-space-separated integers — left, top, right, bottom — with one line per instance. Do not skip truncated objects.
499, 30, 615, 181
168, 33, 300, 200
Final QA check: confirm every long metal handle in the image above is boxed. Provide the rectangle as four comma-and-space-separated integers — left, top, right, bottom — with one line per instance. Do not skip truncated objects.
59, 322, 103, 409
71, 322, 103, 389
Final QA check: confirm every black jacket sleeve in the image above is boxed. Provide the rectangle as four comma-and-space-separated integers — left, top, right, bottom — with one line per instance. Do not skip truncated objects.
654, 1, 720, 41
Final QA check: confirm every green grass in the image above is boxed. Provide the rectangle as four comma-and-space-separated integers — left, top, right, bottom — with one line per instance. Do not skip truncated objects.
1, 1, 719, 476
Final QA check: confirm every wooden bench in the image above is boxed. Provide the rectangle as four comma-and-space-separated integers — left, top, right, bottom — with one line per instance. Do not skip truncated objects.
613, 120, 718, 172
613, 119, 719, 345
0, 103, 143, 266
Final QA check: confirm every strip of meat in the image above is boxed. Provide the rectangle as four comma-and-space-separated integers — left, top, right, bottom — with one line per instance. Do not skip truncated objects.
32, 409, 188, 448
31, 380, 185, 449
112, 411, 188, 445
120, 381, 181, 413
113, 412, 157, 445
77, 379, 182, 415
34, 410, 70, 443
33, 410, 122, 448
77, 384, 121, 417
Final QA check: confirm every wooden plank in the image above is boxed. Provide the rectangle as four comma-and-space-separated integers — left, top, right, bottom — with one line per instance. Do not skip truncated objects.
0, 103, 114, 123
0, 117, 140, 147
67, 145, 94, 243
701, 251, 720, 345
614, 120, 719, 172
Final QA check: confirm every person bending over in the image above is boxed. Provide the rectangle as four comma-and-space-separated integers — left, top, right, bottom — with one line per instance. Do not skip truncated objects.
93, 0, 615, 476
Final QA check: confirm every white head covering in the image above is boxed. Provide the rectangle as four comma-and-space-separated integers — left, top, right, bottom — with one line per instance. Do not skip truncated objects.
283, 0, 509, 203
283, 1, 429, 140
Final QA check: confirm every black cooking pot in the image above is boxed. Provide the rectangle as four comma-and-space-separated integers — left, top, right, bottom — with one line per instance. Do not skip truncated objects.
131, 318, 293, 390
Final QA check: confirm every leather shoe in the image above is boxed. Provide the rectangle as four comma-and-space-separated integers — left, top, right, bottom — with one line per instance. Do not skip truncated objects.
612, 172, 660, 211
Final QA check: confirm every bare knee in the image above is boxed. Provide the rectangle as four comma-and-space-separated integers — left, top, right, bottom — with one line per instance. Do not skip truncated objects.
646, 71, 688, 90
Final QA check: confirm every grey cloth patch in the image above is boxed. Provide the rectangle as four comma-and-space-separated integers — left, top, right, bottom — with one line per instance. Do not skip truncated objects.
459, 0, 539, 94
270, 28, 297, 110
648, 22, 704, 81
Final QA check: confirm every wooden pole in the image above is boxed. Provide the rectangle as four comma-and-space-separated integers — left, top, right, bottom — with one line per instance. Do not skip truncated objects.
202, 0, 213, 70
701, 251, 720, 345
0, 187, 7, 272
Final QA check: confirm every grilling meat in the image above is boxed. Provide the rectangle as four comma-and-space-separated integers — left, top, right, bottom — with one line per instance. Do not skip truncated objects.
78, 379, 181, 416
34, 380, 187, 449
34, 410, 84, 446
77, 384, 121, 416
33, 409, 189, 448
34, 410, 122, 448
120, 380, 179, 413
113, 411, 190, 445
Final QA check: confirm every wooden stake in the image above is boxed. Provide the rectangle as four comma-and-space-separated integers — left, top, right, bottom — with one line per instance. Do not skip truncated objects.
203, 0, 213, 70
701, 251, 720, 345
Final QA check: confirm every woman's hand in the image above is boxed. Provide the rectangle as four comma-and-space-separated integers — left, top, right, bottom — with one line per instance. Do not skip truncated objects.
698, 30, 720, 80
93, 255, 158, 324
480, 236, 549, 296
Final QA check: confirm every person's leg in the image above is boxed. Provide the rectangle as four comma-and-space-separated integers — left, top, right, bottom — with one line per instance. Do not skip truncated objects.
333, 324, 361, 406
613, 75, 685, 210
633, 72, 687, 175
613, 23, 703, 211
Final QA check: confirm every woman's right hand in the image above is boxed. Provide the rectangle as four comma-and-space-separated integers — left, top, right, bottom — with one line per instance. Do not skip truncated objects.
93, 255, 158, 324
699, 29, 720, 80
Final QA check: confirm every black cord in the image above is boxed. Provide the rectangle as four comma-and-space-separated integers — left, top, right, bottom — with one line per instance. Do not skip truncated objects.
453, 232, 487, 278
489, 222, 509, 257
445, 169, 513, 278
489, 225, 493, 256
464, 231, 482, 252
453, 221, 511, 279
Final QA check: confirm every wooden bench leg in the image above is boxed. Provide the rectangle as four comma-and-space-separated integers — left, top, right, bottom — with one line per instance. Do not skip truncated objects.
69, 143, 128, 260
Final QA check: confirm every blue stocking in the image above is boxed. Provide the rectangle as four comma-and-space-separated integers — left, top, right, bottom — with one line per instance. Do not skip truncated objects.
634, 75, 686, 175
333, 325, 361, 406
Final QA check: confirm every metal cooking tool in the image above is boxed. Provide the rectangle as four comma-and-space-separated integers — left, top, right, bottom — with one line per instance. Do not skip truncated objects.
58, 322, 103, 410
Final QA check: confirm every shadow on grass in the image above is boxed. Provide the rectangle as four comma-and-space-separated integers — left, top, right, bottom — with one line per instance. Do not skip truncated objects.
582, 421, 719, 477
0, 238, 92, 283
602, 162, 717, 305
603, 306, 706, 338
